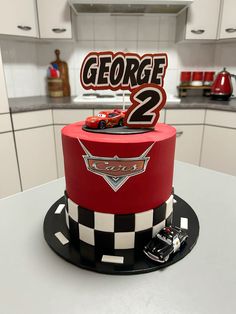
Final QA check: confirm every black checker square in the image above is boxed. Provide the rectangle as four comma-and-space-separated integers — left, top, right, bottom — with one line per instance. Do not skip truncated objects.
135, 228, 153, 250
94, 230, 114, 251
68, 217, 80, 242
114, 214, 135, 232
153, 203, 166, 225
78, 206, 94, 228
166, 213, 173, 226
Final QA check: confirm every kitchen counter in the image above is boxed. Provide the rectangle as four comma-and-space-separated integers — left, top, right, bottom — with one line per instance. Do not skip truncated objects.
9, 95, 236, 113
0, 161, 235, 314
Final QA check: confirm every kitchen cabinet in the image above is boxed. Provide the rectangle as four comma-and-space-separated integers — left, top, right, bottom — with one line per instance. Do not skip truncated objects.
0, 49, 9, 113
54, 125, 66, 177
0, 114, 21, 198
37, 0, 72, 39
201, 110, 236, 176
0, 0, 38, 38
0, 132, 21, 198
165, 109, 205, 165
219, 0, 236, 39
12, 110, 57, 190
14, 126, 57, 190
176, 0, 221, 41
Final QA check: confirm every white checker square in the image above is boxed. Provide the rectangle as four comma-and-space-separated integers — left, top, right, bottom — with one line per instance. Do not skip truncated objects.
65, 210, 69, 229
165, 195, 173, 218
115, 232, 135, 249
79, 224, 95, 246
135, 209, 153, 232
152, 220, 166, 237
95, 212, 114, 232
68, 198, 78, 222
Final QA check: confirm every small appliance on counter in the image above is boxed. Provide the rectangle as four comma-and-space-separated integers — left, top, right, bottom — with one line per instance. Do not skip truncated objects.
211, 68, 236, 101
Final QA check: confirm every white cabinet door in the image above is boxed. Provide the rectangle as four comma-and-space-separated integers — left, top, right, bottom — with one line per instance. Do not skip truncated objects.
185, 0, 221, 40
0, 49, 9, 114
15, 126, 57, 190
201, 126, 236, 176
0, 0, 38, 37
173, 125, 204, 165
37, 0, 72, 39
54, 125, 66, 178
219, 0, 236, 39
0, 132, 21, 198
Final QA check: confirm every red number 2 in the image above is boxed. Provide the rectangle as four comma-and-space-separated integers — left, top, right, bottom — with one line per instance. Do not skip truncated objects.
124, 83, 166, 128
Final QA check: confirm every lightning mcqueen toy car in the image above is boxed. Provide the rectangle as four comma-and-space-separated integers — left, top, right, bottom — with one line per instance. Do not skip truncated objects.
143, 226, 188, 263
85, 109, 126, 129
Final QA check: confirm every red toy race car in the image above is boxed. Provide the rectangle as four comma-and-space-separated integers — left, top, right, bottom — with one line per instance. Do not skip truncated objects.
85, 109, 127, 129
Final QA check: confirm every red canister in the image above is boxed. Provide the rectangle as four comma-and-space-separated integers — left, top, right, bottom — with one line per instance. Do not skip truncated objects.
192, 71, 203, 86
180, 71, 191, 85
203, 71, 215, 85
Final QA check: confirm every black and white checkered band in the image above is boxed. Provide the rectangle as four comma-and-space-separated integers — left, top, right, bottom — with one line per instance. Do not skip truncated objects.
64, 193, 173, 250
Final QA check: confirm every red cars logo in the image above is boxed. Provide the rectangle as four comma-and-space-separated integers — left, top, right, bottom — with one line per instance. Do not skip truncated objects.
79, 140, 154, 192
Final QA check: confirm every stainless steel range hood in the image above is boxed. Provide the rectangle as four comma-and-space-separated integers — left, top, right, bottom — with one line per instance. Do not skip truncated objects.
68, 0, 193, 15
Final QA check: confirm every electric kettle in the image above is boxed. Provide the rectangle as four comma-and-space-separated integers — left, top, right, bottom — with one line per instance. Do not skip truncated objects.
211, 68, 236, 100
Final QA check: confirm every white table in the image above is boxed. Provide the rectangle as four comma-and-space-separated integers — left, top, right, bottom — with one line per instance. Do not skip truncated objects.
0, 161, 236, 314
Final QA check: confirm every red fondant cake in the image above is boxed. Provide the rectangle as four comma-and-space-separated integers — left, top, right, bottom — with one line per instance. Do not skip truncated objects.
62, 122, 176, 251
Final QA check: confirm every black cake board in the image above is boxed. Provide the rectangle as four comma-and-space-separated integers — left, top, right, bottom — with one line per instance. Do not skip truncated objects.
43, 195, 199, 275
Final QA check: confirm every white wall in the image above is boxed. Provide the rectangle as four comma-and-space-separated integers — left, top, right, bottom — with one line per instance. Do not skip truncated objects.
0, 14, 235, 99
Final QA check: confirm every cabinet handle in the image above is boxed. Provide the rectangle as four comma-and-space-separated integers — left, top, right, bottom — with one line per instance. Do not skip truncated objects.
225, 28, 236, 33
191, 29, 205, 34
17, 25, 32, 31
52, 28, 66, 33
176, 131, 183, 137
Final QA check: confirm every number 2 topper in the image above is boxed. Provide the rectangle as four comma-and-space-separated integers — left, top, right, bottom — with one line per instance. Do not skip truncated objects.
80, 51, 168, 128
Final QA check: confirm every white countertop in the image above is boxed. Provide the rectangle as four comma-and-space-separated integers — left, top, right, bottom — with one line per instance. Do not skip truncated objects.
0, 161, 236, 314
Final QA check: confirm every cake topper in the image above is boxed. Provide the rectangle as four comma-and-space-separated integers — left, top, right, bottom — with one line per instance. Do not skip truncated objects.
80, 51, 168, 128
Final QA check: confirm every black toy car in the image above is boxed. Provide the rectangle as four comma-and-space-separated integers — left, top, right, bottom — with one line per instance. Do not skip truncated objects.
143, 226, 188, 263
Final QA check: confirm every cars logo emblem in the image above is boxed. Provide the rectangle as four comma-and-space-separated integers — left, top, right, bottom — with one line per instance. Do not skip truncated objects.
79, 140, 154, 192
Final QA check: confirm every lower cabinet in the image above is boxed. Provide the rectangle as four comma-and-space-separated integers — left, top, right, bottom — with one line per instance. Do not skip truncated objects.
0, 132, 21, 198
54, 125, 66, 177
173, 125, 204, 165
15, 126, 57, 190
201, 126, 236, 176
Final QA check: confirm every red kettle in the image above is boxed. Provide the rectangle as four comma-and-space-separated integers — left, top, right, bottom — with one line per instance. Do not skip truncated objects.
211, 68, 236, 100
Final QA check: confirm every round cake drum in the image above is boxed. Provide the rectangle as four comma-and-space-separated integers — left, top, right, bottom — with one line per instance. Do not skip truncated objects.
44, 195, 199, 275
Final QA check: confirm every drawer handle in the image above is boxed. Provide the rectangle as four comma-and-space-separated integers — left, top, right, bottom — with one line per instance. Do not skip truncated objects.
191, 29, 205, 34
17, 25, 32, 31
52, 28, 66, 33
176, 131, 183, 137
225, 28, 236, 33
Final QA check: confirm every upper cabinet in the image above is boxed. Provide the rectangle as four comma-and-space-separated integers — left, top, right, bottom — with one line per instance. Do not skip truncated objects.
219, 0, 236, 39
0, 0, 38, 38
37, 0, 72, 39
176, 0, 221, 41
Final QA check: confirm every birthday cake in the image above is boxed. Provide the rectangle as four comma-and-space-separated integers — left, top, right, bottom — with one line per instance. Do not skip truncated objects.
62, 121, 176, 255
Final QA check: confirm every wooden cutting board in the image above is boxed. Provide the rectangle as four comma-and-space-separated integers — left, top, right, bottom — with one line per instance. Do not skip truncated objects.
51, 49, 71, 97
